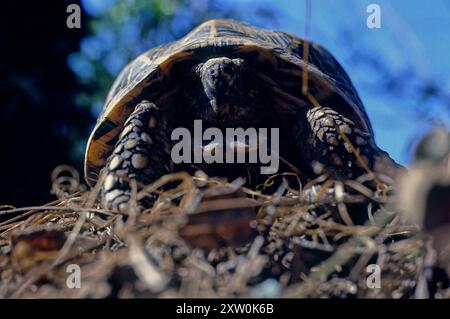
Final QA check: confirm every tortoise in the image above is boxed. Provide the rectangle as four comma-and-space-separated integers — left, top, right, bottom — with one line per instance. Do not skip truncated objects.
84, 19, 400, 212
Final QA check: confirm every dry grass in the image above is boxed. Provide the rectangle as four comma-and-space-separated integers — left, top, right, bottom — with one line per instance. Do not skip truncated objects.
0, 165, 448, 298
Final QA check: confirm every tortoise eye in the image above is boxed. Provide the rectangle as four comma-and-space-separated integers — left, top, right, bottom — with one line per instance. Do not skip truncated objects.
231, 58, 244, 66
192, 63, 204, 76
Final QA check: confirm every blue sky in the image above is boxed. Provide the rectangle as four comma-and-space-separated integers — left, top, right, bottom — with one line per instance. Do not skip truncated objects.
80, 0, 450, 165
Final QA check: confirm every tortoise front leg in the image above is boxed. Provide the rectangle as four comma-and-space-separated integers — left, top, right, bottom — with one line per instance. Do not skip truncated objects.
294, 105, 400, 181
101, 100, 172, 212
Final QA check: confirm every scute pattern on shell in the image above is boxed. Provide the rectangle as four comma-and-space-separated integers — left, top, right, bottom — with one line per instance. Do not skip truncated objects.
85, 18, 372, 186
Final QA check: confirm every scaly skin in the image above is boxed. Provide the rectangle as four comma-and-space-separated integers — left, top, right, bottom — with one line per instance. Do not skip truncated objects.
100, 101, 172, 212
294, 105, 400, 180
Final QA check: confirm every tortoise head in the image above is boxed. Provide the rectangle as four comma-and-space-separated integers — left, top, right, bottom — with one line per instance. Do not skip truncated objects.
185, 57, 264, 126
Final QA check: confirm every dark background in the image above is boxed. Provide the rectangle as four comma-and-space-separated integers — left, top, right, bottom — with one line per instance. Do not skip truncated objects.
0, 1, 92, 206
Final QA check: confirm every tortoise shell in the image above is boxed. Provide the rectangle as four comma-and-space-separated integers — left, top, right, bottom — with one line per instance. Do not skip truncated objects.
85, 19, 372, 186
